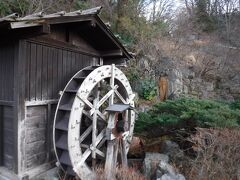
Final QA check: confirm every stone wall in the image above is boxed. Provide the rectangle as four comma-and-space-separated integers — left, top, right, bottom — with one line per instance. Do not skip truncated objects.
166, 66, 240, 101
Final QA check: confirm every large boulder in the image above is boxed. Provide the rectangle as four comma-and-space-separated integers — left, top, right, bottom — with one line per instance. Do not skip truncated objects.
143, 152, 186, 180
156, 161, 185, 180
160, 140, 184, 160
128, 136, 145, 158
143, 153, 169, 179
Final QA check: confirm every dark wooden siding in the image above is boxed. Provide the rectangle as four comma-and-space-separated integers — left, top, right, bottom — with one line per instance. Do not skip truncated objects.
25, 41, 98, 101
0, 43, 15, 171
0, 105, 14, 170
0, 44, 14, 101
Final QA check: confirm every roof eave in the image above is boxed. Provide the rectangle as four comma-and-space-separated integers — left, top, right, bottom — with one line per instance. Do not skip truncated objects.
93, 15, 132, 60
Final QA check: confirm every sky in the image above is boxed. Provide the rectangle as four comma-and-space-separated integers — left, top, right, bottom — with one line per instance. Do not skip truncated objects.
145, 0, 184, 20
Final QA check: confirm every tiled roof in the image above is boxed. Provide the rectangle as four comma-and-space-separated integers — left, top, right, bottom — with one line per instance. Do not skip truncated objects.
0, 6, 102, 23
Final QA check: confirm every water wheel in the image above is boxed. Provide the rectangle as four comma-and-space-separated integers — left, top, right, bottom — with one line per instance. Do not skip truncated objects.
53, 64, 135, 179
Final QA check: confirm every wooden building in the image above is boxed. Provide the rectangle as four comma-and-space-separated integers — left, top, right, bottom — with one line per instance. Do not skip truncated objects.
0, 7, 131, 179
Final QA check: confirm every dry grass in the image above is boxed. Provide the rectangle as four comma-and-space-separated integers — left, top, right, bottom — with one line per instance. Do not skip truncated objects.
179, 128, 240, 180
57, 165, 144, 180
94, 165, 145, 180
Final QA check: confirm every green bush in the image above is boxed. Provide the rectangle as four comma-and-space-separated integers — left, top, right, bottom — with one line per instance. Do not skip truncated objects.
135, 98, 240, 133
230, 99, 240, 110
138, 78, 157, 101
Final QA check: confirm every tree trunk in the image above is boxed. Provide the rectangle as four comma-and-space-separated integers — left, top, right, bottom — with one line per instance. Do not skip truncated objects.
115, 0, 127, 33
158, 76, 168, 101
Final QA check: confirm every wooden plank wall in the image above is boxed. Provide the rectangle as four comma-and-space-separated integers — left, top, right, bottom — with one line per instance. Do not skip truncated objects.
25, 40, 97, 101
22, 40, 98, 172
1, 106, 15, 170
20, 103, 57, 172
24, 105, 47, 170
0, 44, 15, 171
0, 44, 14, 101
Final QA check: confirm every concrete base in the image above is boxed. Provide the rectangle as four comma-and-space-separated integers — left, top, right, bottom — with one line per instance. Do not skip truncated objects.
0, 167, 19, 180
34, 167, 59, 180
23, 163, 55, 179
0, 163, 56, 180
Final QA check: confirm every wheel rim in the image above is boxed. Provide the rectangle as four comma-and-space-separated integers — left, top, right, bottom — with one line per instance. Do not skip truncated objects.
53, 64, 135, 179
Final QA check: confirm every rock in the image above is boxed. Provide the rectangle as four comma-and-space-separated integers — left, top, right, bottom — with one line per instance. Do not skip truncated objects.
160, 140, 184, 160
156, 169, 164, 178
230, 87, 240, 94
157, 173, 185, 180
168, 69, 184, 98
156, 161, 186, 180
237, 168, 240, 180
183, 85, 188, 94
138, 104, 151, 112
205, 82, 214, 91
128, 136, 144, 157
143, 153, 169, 179
158, 161, 175, 175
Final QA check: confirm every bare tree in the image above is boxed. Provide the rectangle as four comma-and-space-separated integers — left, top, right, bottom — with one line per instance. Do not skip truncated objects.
150, 0, 174, 22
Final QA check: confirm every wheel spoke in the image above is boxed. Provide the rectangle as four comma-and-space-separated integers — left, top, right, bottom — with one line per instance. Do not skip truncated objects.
78, 129, 106, 166
97, 85, 118, 108
95, 148, 105, 158
82, 110, 93, 120
109, 64, 115, 105
115, 89, 127, 104
97, 137, 106, 149
79, 125, 93, 143
78, 148, 92, 165
83, 109, 107, 122
95, 129, 105, 145
110, 64, 115, 89
77, 93, 94, 109
92, 100, 98, 160
96, 110, 107, 121
80, 144, 89, 149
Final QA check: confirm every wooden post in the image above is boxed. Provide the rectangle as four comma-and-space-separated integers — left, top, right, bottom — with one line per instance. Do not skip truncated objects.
159, 75, 168, 101
92, 99, 98, 167
105, 111, 116, 179
46, 103, 51, 162
105, 140, 116, 180
113, 138, 119, 169
14, 40, 27, 174
105, 64, 117, 179
110, 64, 115, 104
120, 139, 128, 167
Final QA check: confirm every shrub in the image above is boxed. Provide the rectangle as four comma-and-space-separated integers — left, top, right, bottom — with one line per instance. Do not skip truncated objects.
138, 78, 157, 101
230, 99, 240, 110
179, 128, 240, 179
135, 98, 240, 133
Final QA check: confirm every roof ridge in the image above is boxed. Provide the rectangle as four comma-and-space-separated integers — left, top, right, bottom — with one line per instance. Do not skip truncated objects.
0, 6, 102, 22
